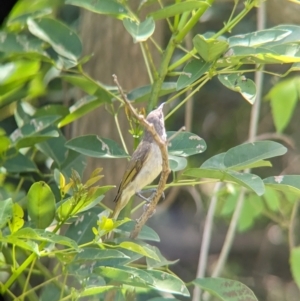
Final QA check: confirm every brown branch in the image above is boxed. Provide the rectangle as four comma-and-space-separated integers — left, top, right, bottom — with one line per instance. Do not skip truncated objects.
112, 74, 171, 239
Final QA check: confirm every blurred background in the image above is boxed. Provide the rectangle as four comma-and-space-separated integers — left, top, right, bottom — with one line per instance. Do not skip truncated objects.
1, 0, 300, 300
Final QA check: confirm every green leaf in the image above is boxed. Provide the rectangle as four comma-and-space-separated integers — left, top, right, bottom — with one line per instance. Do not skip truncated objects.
0, 198, 13, 229
127, 82, 176, 102
60, 150, 86, 179
169, 155, 187, 171
65, 0, 128, 19
73, 248, 129, 262
238, 194, 263, 232
27, 17, 82, 62
230, 159, 272, 171
147, 297, 179, 301
176, 59, 211, 90
80, 286, 115, 297
65, 211, 98, 244
7, 0, 61, 23
146, 245, 179, 269
95, 265, 151, 287
148, 1, 208, 20
58, 96, 107, 128
117, 221, 160, 242
268, 25, 300, 46
65, 135, 129, 158
263, 186, 280, 212
218, 74, 257, 104
0, 236, 39, 254
27, 182, 56, 229
0, 32, 46, 56
167, 131, 207, 157
194, 277, 258, 301
0, 135, 10, 153
223, 141, 287, 169
3, 151, 37, 173
123, 17, 155, 43
291, 247, 300, 289
119, 241, 160, 260
265, 77, 300, 133
11, 228, 79, 250
34, 104, 69, 119
36, 129, 68, 165
60, 75, 112, 101
10, 115, 61, 149
264, 175, 300, 196
7, 8, 53, 26
0, 83, 27, 108
201, 153, 226, 169
39, 283, 61, 301
0, 60, 40, 84
193, 35, 229, 62
229, 28, 291, 48
183, 168, 265, 196
57, 186, 111, 220
146, 270, 190, 296
224, 171, 265, 196
218, 44, 300, 67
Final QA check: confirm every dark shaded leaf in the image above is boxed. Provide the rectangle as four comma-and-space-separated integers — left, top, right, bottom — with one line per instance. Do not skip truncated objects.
0, 198, 13, 229
3, 152, 37, 173
176, 59, 211, 90
27, 17, 82, 62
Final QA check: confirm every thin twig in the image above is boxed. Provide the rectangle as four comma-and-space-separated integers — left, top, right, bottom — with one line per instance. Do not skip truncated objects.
211, 188, 246, 278
167, 126, 186, 143
289, 200, 299, 250
112, 74, 171, 239
192, 182, 222, 301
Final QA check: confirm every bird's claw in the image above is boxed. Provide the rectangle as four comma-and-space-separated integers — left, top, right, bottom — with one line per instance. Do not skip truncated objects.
136, 189, 165, 202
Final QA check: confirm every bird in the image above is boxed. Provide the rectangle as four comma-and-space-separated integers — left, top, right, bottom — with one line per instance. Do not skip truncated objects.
111, 103, 166, 220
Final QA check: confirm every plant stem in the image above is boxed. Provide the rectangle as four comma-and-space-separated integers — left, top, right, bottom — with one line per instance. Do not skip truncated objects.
165, 77, 210, 120
147, 38, 176, 111
113, 111, 129, 154
211, 188, 246, 277
140, 42, 154, 83
212, 1, 256, 39
147, 1, 214, 111
193, 182, 222, 301
3, 219, 64, 293
289, 200, 299, 250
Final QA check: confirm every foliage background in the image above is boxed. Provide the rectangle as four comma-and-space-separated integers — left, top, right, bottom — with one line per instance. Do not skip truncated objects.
1, 0, 300, 301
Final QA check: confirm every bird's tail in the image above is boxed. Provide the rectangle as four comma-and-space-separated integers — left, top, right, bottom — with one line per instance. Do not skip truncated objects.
110, 192, 129, 220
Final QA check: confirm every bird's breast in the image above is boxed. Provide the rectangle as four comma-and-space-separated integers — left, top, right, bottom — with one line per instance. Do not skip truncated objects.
127, 143, 162, 193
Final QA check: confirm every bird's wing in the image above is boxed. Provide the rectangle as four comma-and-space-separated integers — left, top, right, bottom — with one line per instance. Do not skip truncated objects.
114, 141, 151, 203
